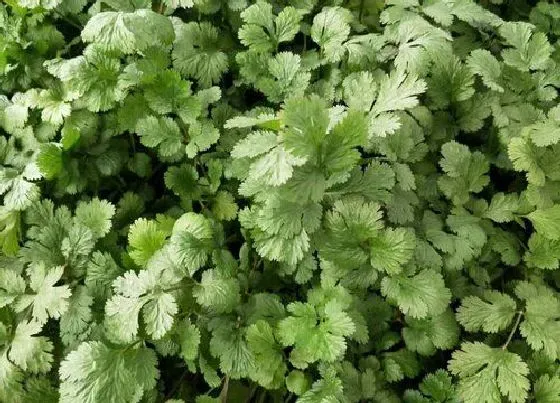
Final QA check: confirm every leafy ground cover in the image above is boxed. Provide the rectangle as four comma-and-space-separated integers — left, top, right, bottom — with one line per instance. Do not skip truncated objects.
1, 0, 560, 402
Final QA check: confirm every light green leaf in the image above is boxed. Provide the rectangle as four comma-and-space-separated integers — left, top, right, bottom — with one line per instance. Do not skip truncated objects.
128, 218, 167, 267
311, 7, 352, 62
193, 269, 240, 313
74, 198, 115, 239
143, 292, 177, 340
16, 264, 71, 325
456, 291, 517, 333
448, 342, 530, 403
9, 321, 53, 374
59, 342, 158, 403
185, 120, 220, 158
528, 205, 560, 240
370, 228, 416, 275
466, 49, 504, 92
82, 10, 175, 54
136, 116, 183, 158
381, 269, 451, 319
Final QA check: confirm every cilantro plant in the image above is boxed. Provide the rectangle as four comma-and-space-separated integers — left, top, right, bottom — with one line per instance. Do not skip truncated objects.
1, 0, 560, 402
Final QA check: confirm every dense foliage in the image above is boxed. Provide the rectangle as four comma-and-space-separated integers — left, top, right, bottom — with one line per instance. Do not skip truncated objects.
1, 0, 560, 402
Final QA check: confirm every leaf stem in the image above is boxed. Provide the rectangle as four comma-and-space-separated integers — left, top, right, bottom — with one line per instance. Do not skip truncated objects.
53, 9, 83, 30
219, 375, 229, 403
502, 310, 523, 350
358, 0, 365, 22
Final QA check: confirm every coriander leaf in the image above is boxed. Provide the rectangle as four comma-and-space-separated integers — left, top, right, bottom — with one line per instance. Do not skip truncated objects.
193, 269, 240, 313
136, 116, 183, 158
239, 2, 301, 52
142, 292, 178, 340
82, 10, 174, 54
60, 286, 93, 347
0, 270, 26, 308
311, 7, 352, 62
527, 205, 560, 240
372, 70, 427, 116
277, 301, 355, 368
128, 218, 167, 267
370, 228, 416, 275
381, 269, 451, 319
483, 193, 520, 223
185, 120, 220, 158
466, 49, 504, 92
456, 291, 517, 333
231, 131, 277, 159
9, 320, 53, 374
59, 342, 158, 403
169, 213, 214, 275
499, 22, 551, 71
173, 22, 228, 87
403, 309, 459, 356
246, 320, 286, 388
177, 319, 200, 361
74, 198, 115, 239
448, 342, 530, 403
248, 145, 307, 186
15, 264, 71, 324
517, 287, 560, 360
534, 375, 560, 403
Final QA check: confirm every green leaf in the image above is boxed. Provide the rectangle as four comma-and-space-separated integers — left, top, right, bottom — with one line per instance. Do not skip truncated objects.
438, 141, 489, 204
448, 342, 530, 403
277, 301, 355, 367
231, 130, 277, 159
169, 213, 214, 275
9, 320, 53, 373
185, 120, 220, 158
239, 2, 301, 52
311, 7, 352, 62
128, 218, 167, 267
209, 322, 255, 379
74, 198, 115, 239
248, 145, 307, 186
403, 310, 459, 356
177, 319, 200, 361
372, 70, 427, 115
456, 291, 517, 333
297, 371, 343, 403
517, 286, 560, 359
136, 116, 183, 158
0, 174, 40, 211
142, 292, 178, 339
524, 233, 560, 270
370, 228, 416, 275
534, 375, 560, 403
60, 286, 93, 347
193, 269, 240, 313
36, 144, 63, 180
499, 22, 551, 71
418, 370, 457, 401
59, 342, 158, 403
528, 205, 560, 240
483, 193, 520, 223
381, 269, 451, 319
286, 370, 310, 395
173, 21, 228, 87
211, 191, 238, 221
81, 10, 175, 54
0, 270, 26, 308
246, 320, 286, 388
466, 49, 504, 92
16, 264, 71, 324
